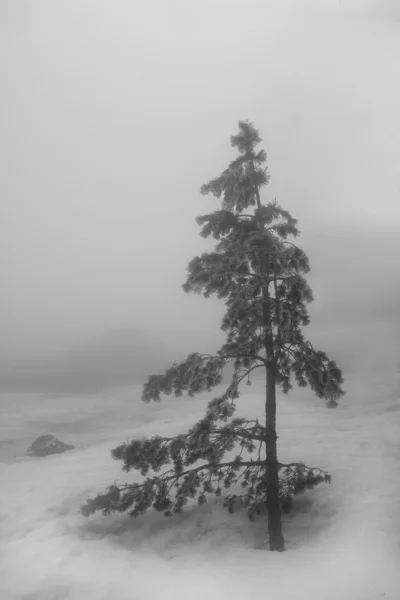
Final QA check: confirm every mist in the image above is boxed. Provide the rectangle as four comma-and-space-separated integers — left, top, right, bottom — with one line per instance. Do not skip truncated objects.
1, 0, 399, 386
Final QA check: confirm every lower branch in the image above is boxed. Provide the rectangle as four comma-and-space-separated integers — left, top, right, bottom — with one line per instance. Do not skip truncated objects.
278, 462, 332, 513
80, 457, 265, 518
81, 456, 331, 522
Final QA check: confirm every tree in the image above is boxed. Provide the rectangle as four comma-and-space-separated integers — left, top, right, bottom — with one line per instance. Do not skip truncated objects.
80, 120, 345, 552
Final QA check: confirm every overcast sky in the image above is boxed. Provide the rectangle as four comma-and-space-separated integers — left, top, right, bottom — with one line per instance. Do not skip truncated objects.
1, 0, 399, 372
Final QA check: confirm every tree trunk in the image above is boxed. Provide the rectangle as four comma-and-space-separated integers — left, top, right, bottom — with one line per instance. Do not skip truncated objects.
265, 362, 285, 551
253, 167, 284, 550
263, 264, 285, 551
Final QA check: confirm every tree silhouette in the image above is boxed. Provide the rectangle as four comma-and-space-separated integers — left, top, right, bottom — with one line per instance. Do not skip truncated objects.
81, 121, 345, 551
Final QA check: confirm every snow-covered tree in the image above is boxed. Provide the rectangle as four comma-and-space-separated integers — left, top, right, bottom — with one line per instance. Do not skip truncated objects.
81, 121, 345, 551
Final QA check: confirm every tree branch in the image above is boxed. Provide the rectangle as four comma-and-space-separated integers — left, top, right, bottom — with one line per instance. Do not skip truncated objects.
117, 459, 267, 491
161, 427, 265, 445
233, 363, 266, 385
220, 354, 267, 366
278, 462, 329, 475
212, 428, 265, 442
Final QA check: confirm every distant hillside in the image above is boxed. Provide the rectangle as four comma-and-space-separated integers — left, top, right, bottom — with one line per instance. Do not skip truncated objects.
0, 329, 169, 394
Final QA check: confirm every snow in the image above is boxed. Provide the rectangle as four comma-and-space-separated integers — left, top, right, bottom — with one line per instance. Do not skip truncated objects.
1, 369, 399, 600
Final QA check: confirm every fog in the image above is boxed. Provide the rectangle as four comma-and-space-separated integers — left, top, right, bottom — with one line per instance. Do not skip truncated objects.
1, 0, 399, 379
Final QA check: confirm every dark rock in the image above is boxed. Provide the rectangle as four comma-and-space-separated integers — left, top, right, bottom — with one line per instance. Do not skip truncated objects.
26, 434, 75, 457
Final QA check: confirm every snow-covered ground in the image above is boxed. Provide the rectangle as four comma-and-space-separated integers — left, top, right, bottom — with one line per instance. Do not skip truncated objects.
1, 368, 399, 600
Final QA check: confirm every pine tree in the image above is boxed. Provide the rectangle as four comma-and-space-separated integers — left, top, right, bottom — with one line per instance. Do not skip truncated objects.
80, 121, 345, 551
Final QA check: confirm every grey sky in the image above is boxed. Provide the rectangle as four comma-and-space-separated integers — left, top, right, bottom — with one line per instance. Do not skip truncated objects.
1, 0, 399, 369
